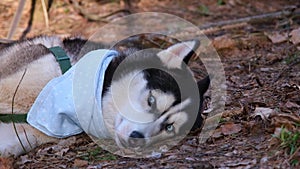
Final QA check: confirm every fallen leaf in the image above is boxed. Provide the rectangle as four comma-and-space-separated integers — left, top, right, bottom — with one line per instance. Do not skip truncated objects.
57, 136, 76, 146
284, 101, 300, 109
185, 157, 195, 161
271, 113, 300, 131
225, 159, 257, 167
55, 148, 69, 157
289, 27, 300, 45
260, 156, 269, 164
0, 157, 13, 169
73, 159, 88, 167
221, 122, 242, 135
19, 155, 32, 165
212, 128, 223, 138
273, 127, 283, 137
213, 35, 236, 49
265, 32, 288, 43
222, 108, 243, 118
252, 107, 274, 121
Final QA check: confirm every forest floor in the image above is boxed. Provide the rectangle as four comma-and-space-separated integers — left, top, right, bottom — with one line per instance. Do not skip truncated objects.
0, 0, 300, 168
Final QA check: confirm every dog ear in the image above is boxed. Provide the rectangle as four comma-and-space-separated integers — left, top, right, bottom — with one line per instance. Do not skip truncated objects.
191, 75, 211, 131
157, 40, 200, 69
197, 75, 210, 95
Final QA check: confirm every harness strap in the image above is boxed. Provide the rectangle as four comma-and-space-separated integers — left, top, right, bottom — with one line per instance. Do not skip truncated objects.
49, 46, 72, 74
0, 47, 72, 123
0, 114, 27, 123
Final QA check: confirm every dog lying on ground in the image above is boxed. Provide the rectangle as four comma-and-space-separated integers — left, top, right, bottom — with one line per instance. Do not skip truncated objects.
0, 35, 209, 157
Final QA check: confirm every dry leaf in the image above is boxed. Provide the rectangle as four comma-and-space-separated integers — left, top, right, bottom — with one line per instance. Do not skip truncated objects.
0, 157, 13, 169
55, 148, 69, 157
289, 27, 300, 45
271, 113, 300, 131
212, 128, 223, 138
57, 136, 76, 146
265, 32, 288, 44
19, 155, 32, 165
273, 127, 283, 137
252, 107, 274, 121
73, 159, 88, 167
213, 35, 236, 49
284, 101, 300, 109
222, 108, 244, 118
221, 122, 242, 135
226, 159, 257, 167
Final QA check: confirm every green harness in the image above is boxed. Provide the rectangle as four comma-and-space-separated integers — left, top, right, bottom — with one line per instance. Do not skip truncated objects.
0, 46, 72, 123
48, 46, 72, 74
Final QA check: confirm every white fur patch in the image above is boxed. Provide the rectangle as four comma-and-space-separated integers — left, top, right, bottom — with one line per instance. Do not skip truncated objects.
157, 41, 196, 69
0, 54, 61, 114
102, 70, 182, 147
0, 123, 57, 157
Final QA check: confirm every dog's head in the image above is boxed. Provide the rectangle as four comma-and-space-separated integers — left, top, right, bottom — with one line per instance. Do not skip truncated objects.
102, 40, 210, 152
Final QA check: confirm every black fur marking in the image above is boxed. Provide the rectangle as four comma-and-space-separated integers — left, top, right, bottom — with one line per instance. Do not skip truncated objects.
62, 38, 108, 63
101, 43, 209, 133
182, 39, 200, 65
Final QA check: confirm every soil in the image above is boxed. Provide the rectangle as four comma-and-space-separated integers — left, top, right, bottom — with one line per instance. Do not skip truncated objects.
0, 0, 300, 168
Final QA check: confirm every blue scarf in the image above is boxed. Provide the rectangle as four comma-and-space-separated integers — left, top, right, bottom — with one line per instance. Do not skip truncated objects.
27, 49, 118, 138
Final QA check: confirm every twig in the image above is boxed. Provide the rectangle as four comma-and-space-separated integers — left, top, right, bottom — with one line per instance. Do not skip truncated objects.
20, 0, 37, 39
198, 7, 297, 30
289, 146, 300, 161
0, 38, 15, 43
173, 7, 300, 38
41, 0, 49, 29
7, 0, 26, 39
11, 69, 27, 153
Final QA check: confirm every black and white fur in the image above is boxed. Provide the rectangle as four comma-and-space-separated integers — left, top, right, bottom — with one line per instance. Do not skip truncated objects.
0, 36, 209, 157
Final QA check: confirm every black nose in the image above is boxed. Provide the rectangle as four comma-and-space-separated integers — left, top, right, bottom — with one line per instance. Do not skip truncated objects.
128, 131, 145, 148
129, 131, 144, 138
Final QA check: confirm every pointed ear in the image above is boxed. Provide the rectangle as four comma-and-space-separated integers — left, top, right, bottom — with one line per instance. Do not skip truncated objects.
157, 40, 200, 69
198, 75, 210, 95
191, 75, 211, 131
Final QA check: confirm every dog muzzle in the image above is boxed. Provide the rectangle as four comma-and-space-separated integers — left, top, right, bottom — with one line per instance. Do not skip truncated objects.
27, 49, 118, 138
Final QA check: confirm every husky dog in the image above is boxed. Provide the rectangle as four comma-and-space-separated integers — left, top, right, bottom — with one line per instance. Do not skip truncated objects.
0, 35, 209, 157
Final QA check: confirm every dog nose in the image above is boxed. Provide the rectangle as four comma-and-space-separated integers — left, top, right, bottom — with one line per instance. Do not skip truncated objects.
128, 131, 145, 148
130, 131, 144, 138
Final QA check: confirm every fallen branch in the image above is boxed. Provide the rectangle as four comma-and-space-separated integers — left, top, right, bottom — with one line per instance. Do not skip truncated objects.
71, 0, 130, 22
40, 0, 49, 29
7, 0, 26, 39
20, 0, 37, 39
173, 6, 300, 37
199, 6, 298, 30
0, 39, 15, 43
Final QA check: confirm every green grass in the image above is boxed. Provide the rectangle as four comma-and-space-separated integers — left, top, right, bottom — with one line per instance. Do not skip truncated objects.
198, 5, 210, 16
284, 52, 299, 65
78, 146, 117, 162
276, 126, 300, 155
272, 126, 300, 166
291, 159, 299, 166
217, 0, 225, 5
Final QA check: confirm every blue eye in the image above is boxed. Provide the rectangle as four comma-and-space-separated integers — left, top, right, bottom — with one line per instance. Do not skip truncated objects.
165, 124, 174, 132
148, 94, 156, 107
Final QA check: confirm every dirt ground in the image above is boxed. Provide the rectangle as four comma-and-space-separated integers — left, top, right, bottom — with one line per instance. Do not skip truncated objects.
0, 0, 300, 168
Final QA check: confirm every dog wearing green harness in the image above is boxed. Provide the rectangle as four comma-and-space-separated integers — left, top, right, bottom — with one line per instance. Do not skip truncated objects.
0, 35, 210, 157
0, 36, 105, 157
